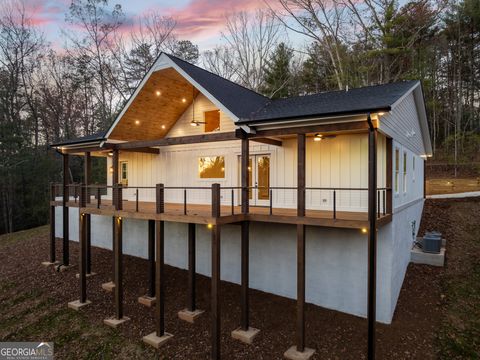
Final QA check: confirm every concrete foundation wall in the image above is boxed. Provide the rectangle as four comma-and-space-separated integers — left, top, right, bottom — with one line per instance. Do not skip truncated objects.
389, 199, 425, 317
55, 207, 404, 324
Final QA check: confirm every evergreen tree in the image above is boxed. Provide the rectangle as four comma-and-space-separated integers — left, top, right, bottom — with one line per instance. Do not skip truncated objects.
260, 43, 294, 98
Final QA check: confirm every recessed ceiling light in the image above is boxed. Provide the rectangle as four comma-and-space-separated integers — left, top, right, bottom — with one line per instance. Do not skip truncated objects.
155, 90, 161, 96
182, 98, 186, 103
135, 120, 140, 125
161, 125, 165, 129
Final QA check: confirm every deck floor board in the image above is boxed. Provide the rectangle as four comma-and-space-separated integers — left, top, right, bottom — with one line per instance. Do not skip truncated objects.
54, 199, 391, 229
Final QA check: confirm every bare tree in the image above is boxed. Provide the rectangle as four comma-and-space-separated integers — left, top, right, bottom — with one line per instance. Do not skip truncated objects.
266, 0, 349, 90
202, 45, 239, 81
64, 0, 125, 129
222, 10, 282, 91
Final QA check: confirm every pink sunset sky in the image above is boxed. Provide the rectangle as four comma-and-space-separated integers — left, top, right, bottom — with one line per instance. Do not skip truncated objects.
25, 0, 290, 50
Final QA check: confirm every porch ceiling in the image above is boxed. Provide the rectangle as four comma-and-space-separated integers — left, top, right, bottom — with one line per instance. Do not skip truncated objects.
109, 67, 200, 141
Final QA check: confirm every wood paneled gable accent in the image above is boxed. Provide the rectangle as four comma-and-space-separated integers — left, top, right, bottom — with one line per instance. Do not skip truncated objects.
109, 68, 201, 141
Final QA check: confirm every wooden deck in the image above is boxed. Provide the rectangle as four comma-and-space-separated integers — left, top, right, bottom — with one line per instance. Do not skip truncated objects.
53, 199, 391, 229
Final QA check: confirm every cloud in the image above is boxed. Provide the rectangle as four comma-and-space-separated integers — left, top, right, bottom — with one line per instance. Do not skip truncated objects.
144, 0, 276, 40
23, 0, 66, 27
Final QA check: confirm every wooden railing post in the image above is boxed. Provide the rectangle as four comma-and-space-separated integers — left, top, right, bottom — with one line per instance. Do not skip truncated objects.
97, 187, 101, 209
116, 184, 123, 211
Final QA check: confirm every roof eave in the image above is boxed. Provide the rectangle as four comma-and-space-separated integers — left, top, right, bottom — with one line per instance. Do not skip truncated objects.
50, 138, 106, 149
240, 107, 392, 127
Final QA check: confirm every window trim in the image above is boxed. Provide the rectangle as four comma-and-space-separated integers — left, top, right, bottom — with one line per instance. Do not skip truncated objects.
394, 148, 400, 194
403, 151, 407, 193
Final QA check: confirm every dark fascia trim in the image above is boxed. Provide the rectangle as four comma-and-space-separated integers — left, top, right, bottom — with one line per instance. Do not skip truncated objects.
50, 137, 106, 148
238, 107, 392, 126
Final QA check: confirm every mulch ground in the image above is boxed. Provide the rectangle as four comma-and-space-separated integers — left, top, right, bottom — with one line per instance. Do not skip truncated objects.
2, 197, 479, 359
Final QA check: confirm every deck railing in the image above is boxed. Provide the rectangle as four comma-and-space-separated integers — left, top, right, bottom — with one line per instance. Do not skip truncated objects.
51, 182, 391, 220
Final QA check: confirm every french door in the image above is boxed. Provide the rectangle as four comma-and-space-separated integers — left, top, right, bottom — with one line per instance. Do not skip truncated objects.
239, 154, 271, 206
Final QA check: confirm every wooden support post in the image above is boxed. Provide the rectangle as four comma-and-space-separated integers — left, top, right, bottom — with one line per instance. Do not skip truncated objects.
297, 133, 306, 351
67, 184, 91, 311
112, 149, 119, 280
211, 183, 221, 360
49, 184, 56, 263
114, 216, 124, 320
79, 185, 87, 303
284, 133, 314, 360
84, 152, 91, 204
178, 222, 204, 323
240, 220, 249, 331
187, 223, 196, 312
142, 184, 173, 347
296, 224, 305, 352
155, 184, 165, 336
62, 153, 70, 266
112, 150, 119, 185
241, 137, 249, 214
86, 214, 92, 274
367, 116, 378, 360
297, 134, 306, 217
148, 220, 155, 298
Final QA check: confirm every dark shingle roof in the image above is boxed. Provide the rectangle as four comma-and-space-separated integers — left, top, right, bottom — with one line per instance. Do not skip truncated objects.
166, 54, 270, 120
243, 80, 419, 124
50, 132, 106, 147
166, 53, 418, 124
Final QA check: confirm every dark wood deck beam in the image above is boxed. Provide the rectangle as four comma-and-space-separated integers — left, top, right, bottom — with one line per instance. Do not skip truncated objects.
114, 131, 238, 150
250, 137, 282, 147
251, 120, 371, 138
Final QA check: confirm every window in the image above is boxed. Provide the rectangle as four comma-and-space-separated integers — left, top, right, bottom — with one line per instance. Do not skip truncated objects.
204, 110, 220, 132
120, 161, 128, 186
412, 156, 416, 182
199, 156, 225, 178
394, 148, 399, 193
403, 152, 407, 193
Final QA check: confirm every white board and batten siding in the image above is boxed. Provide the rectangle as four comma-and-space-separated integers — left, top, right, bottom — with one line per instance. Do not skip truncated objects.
110, 94, 387, 212
378, 91, 426, 210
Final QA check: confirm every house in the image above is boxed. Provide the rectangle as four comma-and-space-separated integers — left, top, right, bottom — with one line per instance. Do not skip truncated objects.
47, 53, 432, 360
